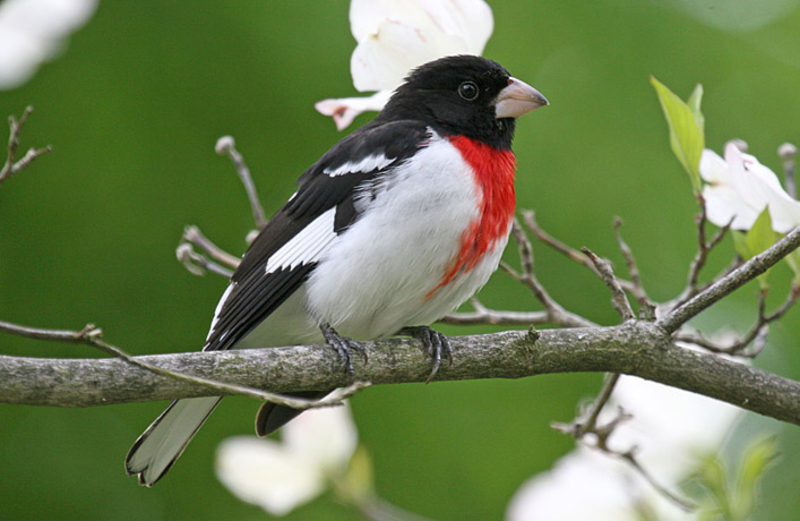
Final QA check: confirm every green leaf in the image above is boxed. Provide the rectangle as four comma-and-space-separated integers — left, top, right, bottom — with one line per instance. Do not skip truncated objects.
734, 436, 779, 520
745, 208, 776, 289
732, 230, 750, 260
687, 83, 705, 134
696, 454, 735, 521
335, 444, 375, 504
783, 244, 800, 284
650, 76, 705, 193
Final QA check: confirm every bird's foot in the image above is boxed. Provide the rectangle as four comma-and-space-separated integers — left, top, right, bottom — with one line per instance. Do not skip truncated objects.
320, 323, 367, 376
400, 326, 453, 384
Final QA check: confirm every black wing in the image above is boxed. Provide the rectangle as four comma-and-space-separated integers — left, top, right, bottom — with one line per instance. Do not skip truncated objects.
203, 120, 429, 352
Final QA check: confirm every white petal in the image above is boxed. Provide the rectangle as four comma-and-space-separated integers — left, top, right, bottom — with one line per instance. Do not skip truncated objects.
0, 27, 48, 88
350, 17, 467, 92
703, 184, 762, 230
507, 372, 740, 521
349, 0, 425, 42
421, 0, 494, 55
349, 0, 493, 54
738, 154, 800, 233
216, 437, 324, 516
506, 449, 645, 521
283, 403, 358, 475
333, 0, 494, 125
699, 148, 730, 184
0, 0, 98, 89
605, 374, 741, 483
701, 143, 800, 232
315, 90, 392, 130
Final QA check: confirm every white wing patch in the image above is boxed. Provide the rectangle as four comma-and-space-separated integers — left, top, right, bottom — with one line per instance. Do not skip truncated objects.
265, 208, 337, 273
323, 154, 393, 177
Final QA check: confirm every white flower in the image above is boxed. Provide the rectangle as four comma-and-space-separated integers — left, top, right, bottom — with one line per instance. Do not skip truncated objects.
216, 404, 358, 516
700, 141, 800, 233
506, 374, 742, 521
0, 0, 98, 90
316, 0, 494, 130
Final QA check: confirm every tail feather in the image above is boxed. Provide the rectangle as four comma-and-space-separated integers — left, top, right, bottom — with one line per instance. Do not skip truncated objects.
125, 396, 221, 486
255, 391, 328, 437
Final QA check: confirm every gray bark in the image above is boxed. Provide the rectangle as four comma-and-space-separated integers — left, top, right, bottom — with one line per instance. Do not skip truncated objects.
3, 321, 800, 427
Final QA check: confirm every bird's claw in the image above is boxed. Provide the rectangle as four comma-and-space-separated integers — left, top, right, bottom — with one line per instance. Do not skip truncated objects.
400, 326, 453, 384
320, 323, 367, 377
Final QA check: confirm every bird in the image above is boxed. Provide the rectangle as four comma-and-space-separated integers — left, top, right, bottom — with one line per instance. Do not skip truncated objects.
125, 54, 548, 486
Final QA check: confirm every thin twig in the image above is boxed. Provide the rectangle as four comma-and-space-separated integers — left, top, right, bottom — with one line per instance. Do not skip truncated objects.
674, 198, 735, 307
554, 397, 696, 512
440, 309, 549, 325
0, 106, 53, 185
182, 225, 241, 269
617, 448, 696, 512
176, 225, 241, 277
658, 226, 800, 333
176, 243, 235, 278
612, 218, 646, 298
521, 210, 639, 295
581, 247, 636, 321
501, 219, 596, 328
521, 210, 592, 265
676, 284, 800, 357
215, 136, 267, 229
0, 319, 367, 409
440, 297, 550, 325
613, 218, 655, 318
578, 373, 621, 436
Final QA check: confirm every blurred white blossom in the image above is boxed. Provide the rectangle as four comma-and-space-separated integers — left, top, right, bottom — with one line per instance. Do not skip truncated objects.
0, 0, 97, 90
506, 373, 742, 521
701, 141, 800, 233
216, 404, 358, 516
316, 0, 494, 130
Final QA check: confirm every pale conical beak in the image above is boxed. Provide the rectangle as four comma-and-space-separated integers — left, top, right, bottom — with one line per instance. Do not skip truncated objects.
494, 77, 549, 119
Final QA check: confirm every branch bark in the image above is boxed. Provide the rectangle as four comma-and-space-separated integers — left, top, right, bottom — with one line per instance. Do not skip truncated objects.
4, 322, 800, 428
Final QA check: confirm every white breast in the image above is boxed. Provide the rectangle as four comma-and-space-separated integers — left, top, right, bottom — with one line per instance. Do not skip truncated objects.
304, 131, 508, 340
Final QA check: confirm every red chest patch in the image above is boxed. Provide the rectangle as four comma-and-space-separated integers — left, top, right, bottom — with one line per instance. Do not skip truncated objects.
428, 135, 517, 297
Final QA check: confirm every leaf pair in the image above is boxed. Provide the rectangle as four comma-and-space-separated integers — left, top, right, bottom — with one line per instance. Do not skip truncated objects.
651, 76, 705, 194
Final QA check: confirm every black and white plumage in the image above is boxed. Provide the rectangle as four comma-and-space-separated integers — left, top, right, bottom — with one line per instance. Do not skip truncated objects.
126, 55, 548, 486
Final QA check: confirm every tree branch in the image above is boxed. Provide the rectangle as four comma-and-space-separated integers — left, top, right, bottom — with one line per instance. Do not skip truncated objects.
657, 226, 800, 333
0, 106, 52, 185
215, 135, 267, 230
4, 323, 800, 429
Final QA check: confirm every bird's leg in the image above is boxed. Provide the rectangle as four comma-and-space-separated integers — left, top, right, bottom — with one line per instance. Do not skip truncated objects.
399, 326, 453, 384
319, 323, 368, 376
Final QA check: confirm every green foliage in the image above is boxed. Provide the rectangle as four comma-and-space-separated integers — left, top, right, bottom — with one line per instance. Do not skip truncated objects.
690, 437, 779, 521
732, 208, 776, 289
782, 242, 800, 284
650, 76, 705, 193
335, 445, 375, 505
735, 437, 780, 517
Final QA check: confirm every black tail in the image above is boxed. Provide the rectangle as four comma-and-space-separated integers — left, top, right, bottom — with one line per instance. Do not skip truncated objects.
255, 391, 329, 437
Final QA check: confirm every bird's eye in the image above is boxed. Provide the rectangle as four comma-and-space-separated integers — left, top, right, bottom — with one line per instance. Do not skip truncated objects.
458, 81, 479, 101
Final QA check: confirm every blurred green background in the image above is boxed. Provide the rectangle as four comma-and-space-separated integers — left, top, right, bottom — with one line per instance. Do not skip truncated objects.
2, 1, 800, 519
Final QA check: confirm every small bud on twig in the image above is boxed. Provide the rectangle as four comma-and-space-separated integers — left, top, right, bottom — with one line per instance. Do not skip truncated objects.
729, 138, 748, 152
215, 135, 235, 156
778, 142, 797, 199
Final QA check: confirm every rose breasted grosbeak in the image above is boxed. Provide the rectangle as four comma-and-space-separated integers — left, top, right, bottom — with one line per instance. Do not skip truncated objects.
126, 55, 547, 486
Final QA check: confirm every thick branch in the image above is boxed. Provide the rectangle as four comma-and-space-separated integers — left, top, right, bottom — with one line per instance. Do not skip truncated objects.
4, 323, 800, 428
